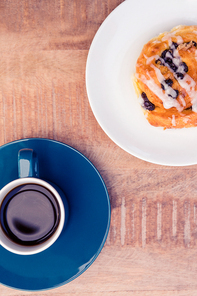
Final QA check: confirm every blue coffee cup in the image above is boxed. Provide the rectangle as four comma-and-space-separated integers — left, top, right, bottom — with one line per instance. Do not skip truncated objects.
0, 148, 68, 255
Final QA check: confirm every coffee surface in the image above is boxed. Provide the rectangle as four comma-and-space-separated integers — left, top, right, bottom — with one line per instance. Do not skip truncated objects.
0, 184, 60, 245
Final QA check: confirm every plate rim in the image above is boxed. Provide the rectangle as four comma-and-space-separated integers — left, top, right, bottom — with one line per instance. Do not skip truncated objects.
86, 0, 197, 167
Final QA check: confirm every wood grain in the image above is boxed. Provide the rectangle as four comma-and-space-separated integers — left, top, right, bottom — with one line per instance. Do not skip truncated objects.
1, 0, 197, 295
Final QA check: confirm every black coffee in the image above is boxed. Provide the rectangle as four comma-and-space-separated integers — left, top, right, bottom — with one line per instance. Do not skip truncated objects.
0, 184, 60, 246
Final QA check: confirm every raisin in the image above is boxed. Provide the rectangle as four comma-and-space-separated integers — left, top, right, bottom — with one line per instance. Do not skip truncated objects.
169, 63, 178, 72
161, 49, 168, 59
165, 57, 173, 65
161, 79, 173, 90
181, 62, 188, 73
174, 90, 179, 98
141, 92, 148, 100
172, 42, 178, 49
144, 100, 155, 111
141, 92, 155, 111
168, 89, 179, 99
164, 78, 173, 87
176, 72, 184, 79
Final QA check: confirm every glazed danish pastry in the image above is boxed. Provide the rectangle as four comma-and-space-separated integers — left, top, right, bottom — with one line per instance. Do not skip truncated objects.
134, 25, 197, 129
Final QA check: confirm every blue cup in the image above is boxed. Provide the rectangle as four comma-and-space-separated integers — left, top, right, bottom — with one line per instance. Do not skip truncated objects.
0, 148, 68, 255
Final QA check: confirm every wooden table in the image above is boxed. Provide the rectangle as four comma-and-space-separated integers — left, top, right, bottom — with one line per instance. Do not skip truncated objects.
1, 0, 197, 295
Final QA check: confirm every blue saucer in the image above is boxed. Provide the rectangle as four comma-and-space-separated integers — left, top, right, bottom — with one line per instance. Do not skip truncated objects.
0, 138, 110, 291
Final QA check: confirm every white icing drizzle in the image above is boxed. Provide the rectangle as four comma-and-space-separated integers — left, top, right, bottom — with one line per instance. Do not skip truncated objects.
151, 64, 178, 99
176, 36, 184, 45
145, 54, 160, 65
164, 47, 186, 75
143, 53, 188, 111
136, 73, 182, 111
171, 115, 176, 126
162, 34, 173, 46
162, 34, 183, 45
178, 74, 197, 111
179, 95, 186, 107
138, 94, 144, 106
161, 36, 197, 111
139, 34, 197, 112
152, 40, 161, 44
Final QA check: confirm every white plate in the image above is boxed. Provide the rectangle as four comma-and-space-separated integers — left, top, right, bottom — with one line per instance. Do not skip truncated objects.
86, 0, 197, 166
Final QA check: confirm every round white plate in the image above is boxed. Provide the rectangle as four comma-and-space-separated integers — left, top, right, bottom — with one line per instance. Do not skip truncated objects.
86, 0, 197, 166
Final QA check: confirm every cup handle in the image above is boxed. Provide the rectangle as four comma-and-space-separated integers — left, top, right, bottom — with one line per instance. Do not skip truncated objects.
18, 148, 39, 178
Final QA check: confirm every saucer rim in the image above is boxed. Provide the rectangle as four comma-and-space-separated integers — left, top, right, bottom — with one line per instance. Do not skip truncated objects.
0, 137, 111, 291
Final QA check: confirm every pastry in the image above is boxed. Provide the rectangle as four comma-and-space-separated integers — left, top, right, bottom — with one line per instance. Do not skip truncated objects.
134, 25, 197, 129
